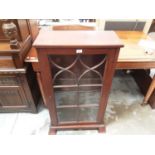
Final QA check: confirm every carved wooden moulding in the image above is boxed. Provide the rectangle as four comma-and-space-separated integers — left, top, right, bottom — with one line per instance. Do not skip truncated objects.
1, 19, 20, 49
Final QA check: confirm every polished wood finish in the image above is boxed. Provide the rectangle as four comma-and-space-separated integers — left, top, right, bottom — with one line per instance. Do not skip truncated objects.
52, 24, 95, 31
116, 31, 154, 63
34, 30, 123, 134
115, 31, 155, 70
116, 61, 155, 69
33, 30, 123, 48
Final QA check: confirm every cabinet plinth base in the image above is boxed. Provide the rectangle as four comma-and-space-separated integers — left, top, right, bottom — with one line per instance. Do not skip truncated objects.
98, 127, 106, 133
48, 123, 106, 135
48, 128, 57, 135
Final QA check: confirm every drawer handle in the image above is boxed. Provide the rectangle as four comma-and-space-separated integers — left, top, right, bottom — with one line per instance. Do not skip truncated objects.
76, 49, 83, 54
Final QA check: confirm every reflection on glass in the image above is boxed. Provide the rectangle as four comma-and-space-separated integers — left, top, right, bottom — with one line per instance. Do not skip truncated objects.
78, 107, 98, 122
55, 89, 77, 106
78, 88, 101, 105
57, 107, 98, 123
57, 108, 77, 123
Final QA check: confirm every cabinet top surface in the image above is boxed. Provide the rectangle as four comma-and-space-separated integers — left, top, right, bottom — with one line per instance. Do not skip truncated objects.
33, 29, 124, 48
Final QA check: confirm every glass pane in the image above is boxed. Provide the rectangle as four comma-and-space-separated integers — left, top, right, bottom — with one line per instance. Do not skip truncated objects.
57, 108, 77, 123
57, 107, 98, 123
48, 54, 106, 123
78, 86, 101, 105
78, 71, 102, 85
78, 107, 98, 122
54, 88, 77, 106
53, 72, 77, 86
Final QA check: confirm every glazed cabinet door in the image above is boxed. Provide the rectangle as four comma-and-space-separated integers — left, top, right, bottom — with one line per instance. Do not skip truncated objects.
38, 48, 116, 125
49, 54, 107, 124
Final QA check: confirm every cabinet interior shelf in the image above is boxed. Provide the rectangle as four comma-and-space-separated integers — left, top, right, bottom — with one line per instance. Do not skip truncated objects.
56, 104, 99, 109
53, 84, 102, 88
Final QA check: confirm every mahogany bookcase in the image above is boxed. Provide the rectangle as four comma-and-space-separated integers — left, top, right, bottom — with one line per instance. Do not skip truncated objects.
33, 30, 123, 134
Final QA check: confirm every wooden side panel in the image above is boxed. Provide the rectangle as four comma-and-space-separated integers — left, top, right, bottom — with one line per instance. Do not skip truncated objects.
37, 51, 58, 125
97, 49, 120, 122
27, 20, 39, 41
17, 20, 30, 42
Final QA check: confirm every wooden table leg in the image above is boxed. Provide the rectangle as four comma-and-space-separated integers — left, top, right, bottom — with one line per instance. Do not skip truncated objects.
142, 75, 155, 105
131, 69, 155, 108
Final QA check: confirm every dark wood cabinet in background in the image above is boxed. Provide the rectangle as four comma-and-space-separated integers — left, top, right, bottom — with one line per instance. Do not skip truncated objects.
0, 20, 29, 42
0, 19, 39, 68
0, 19, 40, 113
0, 65, 40, 113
